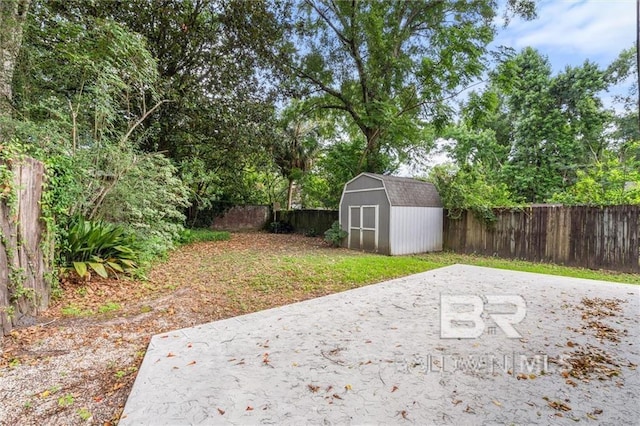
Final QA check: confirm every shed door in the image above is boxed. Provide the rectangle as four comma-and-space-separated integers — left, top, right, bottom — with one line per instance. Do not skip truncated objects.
348, 205, 378, 251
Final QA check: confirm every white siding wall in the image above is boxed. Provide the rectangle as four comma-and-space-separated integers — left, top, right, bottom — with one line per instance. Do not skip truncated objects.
389, 207, 443, 255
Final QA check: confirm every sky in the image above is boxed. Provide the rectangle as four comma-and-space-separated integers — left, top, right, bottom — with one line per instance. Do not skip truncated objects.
493, 0, 636, 74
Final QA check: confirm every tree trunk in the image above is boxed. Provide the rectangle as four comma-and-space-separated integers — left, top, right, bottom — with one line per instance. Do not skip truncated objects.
362, 128, 382, 173
0, 0, 31, 121
286, 178, 294, 210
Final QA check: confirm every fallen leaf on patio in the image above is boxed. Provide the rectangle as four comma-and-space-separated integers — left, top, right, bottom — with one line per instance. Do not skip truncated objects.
246, 406, 253, 411
187, 361, 196, 366
493, 400, 502, 407
391, 385, 399, 392
167, 352, 176, 358
345, 384, 352, 391
217, 408, 225, 415
547, 400, 571, 411
332, 394, 342, 400
308, 384, 320, 393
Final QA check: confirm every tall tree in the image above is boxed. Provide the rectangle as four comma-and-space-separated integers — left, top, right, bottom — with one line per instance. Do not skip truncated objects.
27, 0, 288, 220
607, 46, 640, 158
454, 48, 611, 202
272, 118, 320, 209
281, 0, 535, 173
0, 0, 30, 121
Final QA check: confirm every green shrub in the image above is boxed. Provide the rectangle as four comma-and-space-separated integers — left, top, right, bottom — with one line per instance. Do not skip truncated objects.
62, 216, 138, 279
95, 152, 191, 262
177, 229, 231, 245
324, 221, 347, 247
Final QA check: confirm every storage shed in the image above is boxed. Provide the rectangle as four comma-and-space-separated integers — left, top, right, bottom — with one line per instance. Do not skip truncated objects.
339, 173, 443, 255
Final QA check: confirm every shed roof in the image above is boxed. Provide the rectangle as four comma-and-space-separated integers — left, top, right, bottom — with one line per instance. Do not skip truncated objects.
358, 173, 442, 207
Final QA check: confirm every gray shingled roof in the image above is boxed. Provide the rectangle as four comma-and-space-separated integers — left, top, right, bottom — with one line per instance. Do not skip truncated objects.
363, 173, 442, 207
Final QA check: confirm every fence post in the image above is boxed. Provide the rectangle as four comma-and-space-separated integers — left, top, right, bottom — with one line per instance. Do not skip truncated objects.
0, 157, 51, 334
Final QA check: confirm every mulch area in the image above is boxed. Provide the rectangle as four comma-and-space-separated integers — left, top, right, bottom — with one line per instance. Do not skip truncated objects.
0, 233, 336, 425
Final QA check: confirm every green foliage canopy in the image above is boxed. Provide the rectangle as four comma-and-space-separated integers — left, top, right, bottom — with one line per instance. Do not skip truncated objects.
281, 0, 535, 173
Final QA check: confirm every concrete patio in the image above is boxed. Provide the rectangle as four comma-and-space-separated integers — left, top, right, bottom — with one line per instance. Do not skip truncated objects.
121, 265, 640, 425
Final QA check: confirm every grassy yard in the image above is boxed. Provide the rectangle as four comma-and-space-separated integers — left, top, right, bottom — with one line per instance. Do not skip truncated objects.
240, 250, 640, 297
52, 232, 640, 319
417, 252, 640, 284
179, 232, 640, 308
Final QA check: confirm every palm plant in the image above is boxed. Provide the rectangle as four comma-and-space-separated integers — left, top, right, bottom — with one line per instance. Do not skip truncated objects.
272, 119, 321, 209
62, 216, 138, 279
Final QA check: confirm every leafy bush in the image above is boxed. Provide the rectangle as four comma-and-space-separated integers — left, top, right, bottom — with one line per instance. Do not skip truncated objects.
550, 150, 640, 206
94, 152, 190, 262
62, 216, 138, 279
177, 229, 231, 245
429, 164, 519, 223
324, 221, 347, 247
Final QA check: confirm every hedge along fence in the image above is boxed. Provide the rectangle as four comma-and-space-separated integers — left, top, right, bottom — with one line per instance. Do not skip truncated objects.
444, 205, 640, 273
0, 157, 52, 334
274, 209, 339, 236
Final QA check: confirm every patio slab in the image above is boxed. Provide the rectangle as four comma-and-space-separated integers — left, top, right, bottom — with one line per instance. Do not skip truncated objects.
121, 264, 640, 425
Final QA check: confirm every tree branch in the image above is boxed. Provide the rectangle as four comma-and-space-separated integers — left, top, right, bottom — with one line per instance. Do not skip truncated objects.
120, 99, 170, 145
307, 0, 370, 111
397, 79, 488, 117
306, 0, 351, 46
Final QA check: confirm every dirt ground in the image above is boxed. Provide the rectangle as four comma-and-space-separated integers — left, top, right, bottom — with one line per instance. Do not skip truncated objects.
0, 233, 338, 425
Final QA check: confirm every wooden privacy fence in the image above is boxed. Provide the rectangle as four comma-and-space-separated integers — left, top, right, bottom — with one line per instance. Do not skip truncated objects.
0, 157, 51, 334
275, 209, 339, 235
444, 205, 640, 273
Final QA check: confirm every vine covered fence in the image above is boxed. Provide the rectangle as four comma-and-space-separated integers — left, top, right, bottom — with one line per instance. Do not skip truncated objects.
0, 157, 51, 335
